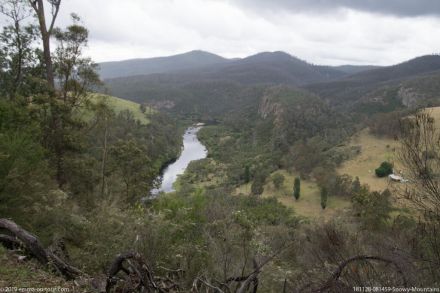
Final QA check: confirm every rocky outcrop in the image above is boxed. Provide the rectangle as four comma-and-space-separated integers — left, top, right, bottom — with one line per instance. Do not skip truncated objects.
397, 87, 425, 107
258, 87, 285, 127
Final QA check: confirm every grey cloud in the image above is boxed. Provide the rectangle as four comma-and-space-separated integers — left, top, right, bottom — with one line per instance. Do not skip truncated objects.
2, 0, 439, 65
232, 0, 440, 17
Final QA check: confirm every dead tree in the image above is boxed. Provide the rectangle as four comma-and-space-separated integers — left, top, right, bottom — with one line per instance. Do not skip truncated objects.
106, 252, 182, 293
191, 250, 285, 293
0, 218, 289, 292
0, 218, 82, 280
0, 234, 21, 250
398, 111, 440, 280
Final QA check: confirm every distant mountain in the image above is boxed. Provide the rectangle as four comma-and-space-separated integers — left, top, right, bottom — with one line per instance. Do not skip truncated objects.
103, 51, 349, 100
203, 51, 347, 85
344, 55, 440, 84
307, 55, 440, 108
335, 65, 381, 75
98, 50, 230, 79
102, 52, 440, 118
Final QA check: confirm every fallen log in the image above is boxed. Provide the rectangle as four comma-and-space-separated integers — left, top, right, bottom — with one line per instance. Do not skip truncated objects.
0, 234, 21, 250
0, 218, 82, 280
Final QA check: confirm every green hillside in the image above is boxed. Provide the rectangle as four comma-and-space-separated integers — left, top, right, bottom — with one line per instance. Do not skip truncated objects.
88, 93, 152, 124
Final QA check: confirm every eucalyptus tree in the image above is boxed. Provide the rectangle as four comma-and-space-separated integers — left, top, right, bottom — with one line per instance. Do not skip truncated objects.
0, 0, 38, 98
28, 0, 60, 89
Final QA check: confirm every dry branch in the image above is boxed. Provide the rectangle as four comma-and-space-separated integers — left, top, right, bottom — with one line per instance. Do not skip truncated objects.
315, 255, 408, 292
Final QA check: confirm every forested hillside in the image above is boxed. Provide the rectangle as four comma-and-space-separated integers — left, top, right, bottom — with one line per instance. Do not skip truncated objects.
100, 51, 349, 84
104, 53, 440, 122
99, 50, 230, 79
307, 55, 440, 110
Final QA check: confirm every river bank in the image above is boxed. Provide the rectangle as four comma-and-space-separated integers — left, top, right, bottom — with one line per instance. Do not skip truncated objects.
151, 125, 208, 195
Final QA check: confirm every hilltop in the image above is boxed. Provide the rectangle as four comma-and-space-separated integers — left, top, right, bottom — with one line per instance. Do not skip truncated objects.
101, 51, 350, 89
98, 50, 230, 79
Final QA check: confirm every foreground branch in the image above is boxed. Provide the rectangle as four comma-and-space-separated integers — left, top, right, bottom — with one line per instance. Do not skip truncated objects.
315, 255, 408, 292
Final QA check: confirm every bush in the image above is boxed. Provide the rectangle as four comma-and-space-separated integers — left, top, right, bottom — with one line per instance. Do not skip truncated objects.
352, 187, 392, 230
251, 172, 266, 195
320, 187, 328, 210
272, 173, 285, 189
375, 161, 393, 177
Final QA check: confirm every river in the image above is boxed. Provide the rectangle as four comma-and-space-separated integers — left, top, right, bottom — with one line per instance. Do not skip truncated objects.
151, 125, 208, 195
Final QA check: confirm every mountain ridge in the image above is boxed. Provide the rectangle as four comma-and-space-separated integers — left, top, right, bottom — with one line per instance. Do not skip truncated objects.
307, 55, 440, 109
98, 50, 380, 81
98, 50, 230, 79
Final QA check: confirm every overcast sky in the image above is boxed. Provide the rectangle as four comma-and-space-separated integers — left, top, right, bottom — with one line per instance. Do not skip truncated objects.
3, 0, 440, 65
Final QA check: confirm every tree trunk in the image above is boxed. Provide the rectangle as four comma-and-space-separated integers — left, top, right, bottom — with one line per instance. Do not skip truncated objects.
0, 218, 81, 280
12, 20, 23, 97
101, 119, 108, 197
29, 0, 59, 89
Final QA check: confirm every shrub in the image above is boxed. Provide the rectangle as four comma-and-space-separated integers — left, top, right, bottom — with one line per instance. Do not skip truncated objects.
352, 187, 392, 230
375, 161, 393, 177
272, 173, 285, 189
320, 187, 328, 210
251, 172, 266, 195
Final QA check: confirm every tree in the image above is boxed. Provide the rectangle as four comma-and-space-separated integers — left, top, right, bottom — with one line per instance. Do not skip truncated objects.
53, 14, 100, 103
0, 25, 39, 99
109, 139, 154, 201
320, 187, 328, 210
293, 177, 300, 200
139, 103, 146, 113
28, 0, 61, 89
375, 161, 393, 178
0, 0, 37, 98
42, 14, 100, 187
352, 186, 392, 230
398, 112, 440, 212
0, 100, 54, 222
91, 97, 115, 198
251, 172, 265, 195
398, 112, 440, 280
243, 165, 250, 183
272, 173, 285, 190
352, 176, 361, 194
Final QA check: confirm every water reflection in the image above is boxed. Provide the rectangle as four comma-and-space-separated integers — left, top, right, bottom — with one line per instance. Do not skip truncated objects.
151, 126, 207, 195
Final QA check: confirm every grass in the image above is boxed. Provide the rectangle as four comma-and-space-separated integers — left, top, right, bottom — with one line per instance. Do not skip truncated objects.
336, 128, 400, 192
84, 93, 153, 124
337, 107, 440, 192
0, 246, 73, 287
173, 159, 228, 192
425, 106, 440, 124
235, 170, 351, 221
335, 107, 440, 216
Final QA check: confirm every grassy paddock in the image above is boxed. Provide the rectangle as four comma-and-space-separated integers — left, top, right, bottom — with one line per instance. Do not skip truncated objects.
338, 107, 440, 192
235, 170, 351, 221
84, 93, 153, 124
337, 128, 400, 192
